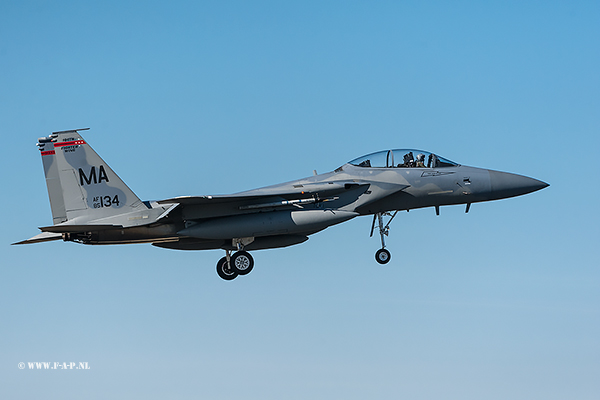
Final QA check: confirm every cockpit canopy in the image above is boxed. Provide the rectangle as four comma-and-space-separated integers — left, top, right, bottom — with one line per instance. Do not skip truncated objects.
349, 149, 458, 168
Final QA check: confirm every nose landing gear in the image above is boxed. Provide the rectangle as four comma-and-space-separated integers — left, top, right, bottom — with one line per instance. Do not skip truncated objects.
371, 211, 398, 264
375, 248, 391, 264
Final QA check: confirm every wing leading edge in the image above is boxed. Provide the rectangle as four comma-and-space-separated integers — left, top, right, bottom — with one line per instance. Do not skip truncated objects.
156, 182, 370, 206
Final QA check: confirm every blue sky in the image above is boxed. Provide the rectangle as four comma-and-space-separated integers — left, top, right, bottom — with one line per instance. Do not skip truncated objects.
1, 1, 599, 399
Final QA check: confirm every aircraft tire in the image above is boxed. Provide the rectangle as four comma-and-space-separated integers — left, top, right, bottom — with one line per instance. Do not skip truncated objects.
375, 248, 391, 264
231, 251, 254, 275
216, 257, 238, 280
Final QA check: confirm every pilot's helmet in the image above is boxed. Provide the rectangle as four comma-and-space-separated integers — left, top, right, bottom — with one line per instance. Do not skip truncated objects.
417, 153, 425, 161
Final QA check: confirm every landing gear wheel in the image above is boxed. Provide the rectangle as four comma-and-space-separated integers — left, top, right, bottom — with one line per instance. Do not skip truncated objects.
375, 248, 391, 264
216, 257, 238, 280
231, 251, 254, 275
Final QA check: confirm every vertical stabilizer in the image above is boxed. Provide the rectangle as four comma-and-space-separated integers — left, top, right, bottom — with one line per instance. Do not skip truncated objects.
47, 129, 148, 223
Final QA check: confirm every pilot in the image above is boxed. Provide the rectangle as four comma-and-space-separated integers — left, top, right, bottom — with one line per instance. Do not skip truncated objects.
416, 153, 426, 167
403, 152, 415, 167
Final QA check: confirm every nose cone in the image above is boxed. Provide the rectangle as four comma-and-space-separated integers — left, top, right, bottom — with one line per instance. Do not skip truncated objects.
489, 170, 549, 200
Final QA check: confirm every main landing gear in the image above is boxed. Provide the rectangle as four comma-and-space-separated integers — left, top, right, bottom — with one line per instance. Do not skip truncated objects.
370, 211, 398, 264
216, 250, 255, 280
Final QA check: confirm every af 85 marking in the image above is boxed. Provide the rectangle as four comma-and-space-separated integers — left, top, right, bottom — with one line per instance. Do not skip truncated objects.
92, 195, 120, 209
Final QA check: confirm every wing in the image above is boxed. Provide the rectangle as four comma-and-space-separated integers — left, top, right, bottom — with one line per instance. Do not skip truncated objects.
157, 182, 368, 205
156, 182, 370, 219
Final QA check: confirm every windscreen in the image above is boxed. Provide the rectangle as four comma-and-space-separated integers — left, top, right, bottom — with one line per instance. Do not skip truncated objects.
349, 149, 458, 168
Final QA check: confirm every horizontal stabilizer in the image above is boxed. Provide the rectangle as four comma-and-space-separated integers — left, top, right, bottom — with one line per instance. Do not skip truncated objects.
12, 231, 63, 245
39, 224, 123, 233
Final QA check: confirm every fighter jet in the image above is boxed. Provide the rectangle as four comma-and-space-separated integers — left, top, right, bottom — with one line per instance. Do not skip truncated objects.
14, 128, 548, 280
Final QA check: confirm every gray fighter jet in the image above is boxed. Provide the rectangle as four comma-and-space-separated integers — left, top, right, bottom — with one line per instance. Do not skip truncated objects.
14, 129, 548, 280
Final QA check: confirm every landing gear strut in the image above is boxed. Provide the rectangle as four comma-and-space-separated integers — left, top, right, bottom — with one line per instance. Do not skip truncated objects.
370, 211, 398, 264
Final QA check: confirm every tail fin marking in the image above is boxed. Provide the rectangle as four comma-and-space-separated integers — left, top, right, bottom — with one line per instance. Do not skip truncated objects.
49, 129, 148, 223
